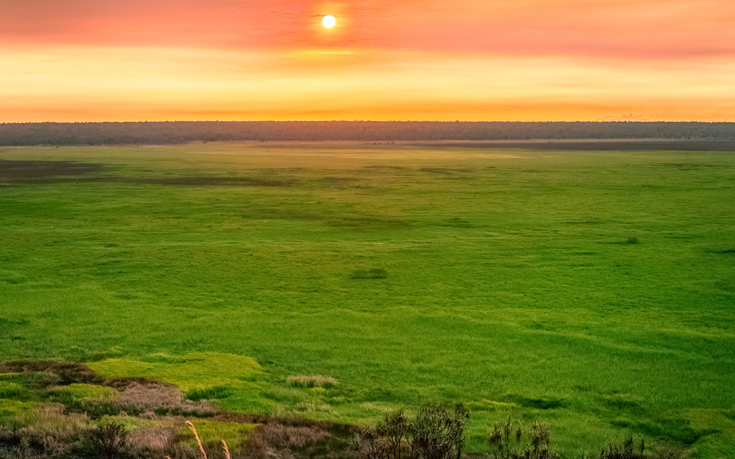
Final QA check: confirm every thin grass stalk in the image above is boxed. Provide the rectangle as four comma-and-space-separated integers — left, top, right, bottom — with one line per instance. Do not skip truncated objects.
185, 421, 208, 459
221, 440, 230, 459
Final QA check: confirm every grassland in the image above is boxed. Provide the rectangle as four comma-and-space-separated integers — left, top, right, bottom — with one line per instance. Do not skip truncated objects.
1, 142, 734, 458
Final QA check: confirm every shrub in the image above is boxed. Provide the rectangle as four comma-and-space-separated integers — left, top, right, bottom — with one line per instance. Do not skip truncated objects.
410, 403, 468, 459
377, 411, 409, 459
353, 426, 389, 459
87, 422, 128, 459
489, 419, 559, 459
353, 410, 410, 459
355, 404, 467, 459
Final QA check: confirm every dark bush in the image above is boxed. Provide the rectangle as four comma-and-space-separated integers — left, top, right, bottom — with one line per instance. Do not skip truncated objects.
353, 404, 467, 459
378, 411, 409, 459
489, 419, 559, 459
410, 403, 468, 459
353, 410, 410, 459
88, 423, 128, 459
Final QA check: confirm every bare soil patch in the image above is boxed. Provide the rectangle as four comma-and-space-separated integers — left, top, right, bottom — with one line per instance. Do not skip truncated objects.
0, 159, 102, 182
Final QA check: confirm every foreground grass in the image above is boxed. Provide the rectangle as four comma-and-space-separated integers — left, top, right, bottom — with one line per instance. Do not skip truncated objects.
1, 142, 734, 458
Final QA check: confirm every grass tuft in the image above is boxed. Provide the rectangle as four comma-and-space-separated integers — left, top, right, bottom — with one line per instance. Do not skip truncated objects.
287, 376, 339, 389
351, 268, 388, 279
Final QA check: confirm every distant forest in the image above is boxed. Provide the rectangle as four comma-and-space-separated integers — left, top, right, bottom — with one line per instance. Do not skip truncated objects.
1, 121, 735, 146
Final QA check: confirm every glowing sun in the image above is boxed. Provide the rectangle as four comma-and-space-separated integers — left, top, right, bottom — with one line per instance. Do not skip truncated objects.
322, 15, 336, 28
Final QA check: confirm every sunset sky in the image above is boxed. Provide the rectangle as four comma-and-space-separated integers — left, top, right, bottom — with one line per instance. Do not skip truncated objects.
2, 0, 735, 122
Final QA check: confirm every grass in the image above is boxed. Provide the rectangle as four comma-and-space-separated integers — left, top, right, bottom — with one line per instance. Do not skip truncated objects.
88, 353, 262, 392
0, 142, 734, 457
0, 400, 41, 423
287, 375, 339, 389
48, 384, 116, 402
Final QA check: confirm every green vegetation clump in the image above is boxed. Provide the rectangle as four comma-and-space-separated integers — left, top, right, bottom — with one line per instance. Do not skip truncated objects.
0, 382, 24, 399
0, 400, 40, 423
287, 376, 338, 389
49, 383, 116, 402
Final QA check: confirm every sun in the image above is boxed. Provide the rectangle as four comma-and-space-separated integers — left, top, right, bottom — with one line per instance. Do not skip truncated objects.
322, 15, 336, 28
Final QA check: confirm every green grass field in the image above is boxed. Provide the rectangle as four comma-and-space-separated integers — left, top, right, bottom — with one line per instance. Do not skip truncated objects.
1, 142, 734, 458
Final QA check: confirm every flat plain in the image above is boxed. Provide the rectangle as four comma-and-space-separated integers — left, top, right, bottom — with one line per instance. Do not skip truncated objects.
1, 142, 734, 458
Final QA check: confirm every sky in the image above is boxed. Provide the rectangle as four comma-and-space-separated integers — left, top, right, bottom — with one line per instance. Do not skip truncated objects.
1, 0, 735, 122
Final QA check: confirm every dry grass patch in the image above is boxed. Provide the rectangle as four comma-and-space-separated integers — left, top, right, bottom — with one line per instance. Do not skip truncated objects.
102, 382, 218, 417
2, 404, 91, 442
240, 423, 333, 459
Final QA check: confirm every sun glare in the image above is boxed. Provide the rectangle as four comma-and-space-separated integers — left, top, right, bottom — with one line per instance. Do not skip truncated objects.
322, 15, 336, 28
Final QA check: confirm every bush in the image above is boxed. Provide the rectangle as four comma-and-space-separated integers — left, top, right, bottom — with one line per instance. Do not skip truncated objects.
378, 411, 409, 459
489, 419, 559, 459
87, 422, 128, 459
354, 403, 468, 459
410, 403, 468, 459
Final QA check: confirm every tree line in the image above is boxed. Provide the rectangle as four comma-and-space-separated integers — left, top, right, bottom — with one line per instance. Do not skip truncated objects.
1, 121, 735, 146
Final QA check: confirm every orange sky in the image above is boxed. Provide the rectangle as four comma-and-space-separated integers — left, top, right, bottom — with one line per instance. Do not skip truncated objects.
2, 0, 735, 122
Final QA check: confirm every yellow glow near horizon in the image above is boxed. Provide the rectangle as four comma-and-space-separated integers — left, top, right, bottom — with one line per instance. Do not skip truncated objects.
322, 15, 336, 28
2, 46, 735, 122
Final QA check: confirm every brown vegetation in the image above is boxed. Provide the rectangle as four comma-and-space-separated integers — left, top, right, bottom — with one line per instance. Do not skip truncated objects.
101, 383, 218, 418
